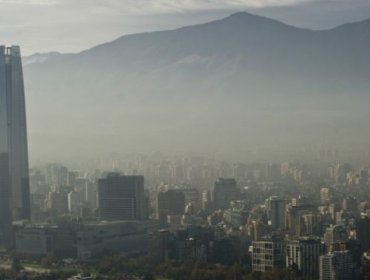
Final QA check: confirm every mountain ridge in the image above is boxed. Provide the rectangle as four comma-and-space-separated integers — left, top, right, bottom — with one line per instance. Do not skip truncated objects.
24, 12, 370, 60
22, 12, 370, 160
25, 11, 370, 87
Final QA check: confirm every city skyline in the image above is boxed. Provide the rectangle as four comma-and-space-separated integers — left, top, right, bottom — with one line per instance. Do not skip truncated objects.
0, 2, 370, 279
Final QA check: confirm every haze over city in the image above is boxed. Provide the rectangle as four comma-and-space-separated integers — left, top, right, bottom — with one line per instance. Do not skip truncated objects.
1, 1, 370, 279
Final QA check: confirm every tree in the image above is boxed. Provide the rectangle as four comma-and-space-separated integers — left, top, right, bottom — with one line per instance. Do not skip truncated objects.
11, 257, 23, 273
143, 273, 156, 280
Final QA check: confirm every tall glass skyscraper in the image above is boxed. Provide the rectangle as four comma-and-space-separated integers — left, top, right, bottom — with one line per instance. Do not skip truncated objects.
0, 46, 30, 231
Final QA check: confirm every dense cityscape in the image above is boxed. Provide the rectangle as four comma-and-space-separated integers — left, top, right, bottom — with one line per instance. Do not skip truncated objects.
2, 44, 370, 280
9, 153, 369, 280
1, 2, 370, 279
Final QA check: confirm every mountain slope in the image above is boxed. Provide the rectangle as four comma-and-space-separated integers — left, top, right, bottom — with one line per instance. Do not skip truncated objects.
25, 12, 370, 94
23, 12, 370, 160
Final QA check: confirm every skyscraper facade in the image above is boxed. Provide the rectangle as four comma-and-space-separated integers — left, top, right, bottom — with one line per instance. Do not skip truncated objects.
98, 173, 147, 221
319, 251, 356, 280
157, 190, 185, 219
0, 153, 11, 246
212, 178, 239, 210
287, 238, 325, 280
252, 235, 286, 272
265, 196, 286, 230
0, 46, 30, 225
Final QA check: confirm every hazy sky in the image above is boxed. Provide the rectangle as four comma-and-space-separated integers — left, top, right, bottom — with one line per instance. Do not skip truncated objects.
1, 0, 370, 55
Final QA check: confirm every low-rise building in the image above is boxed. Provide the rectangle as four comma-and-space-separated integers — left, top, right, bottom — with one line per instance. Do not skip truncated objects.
76, 220, 156, 259
15, 224, 76, 258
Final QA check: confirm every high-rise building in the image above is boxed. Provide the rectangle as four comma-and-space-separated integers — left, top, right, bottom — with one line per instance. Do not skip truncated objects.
157, 190, 185, 219
85, 182, 98, 209
324, 225, 348, 252
98, 173, 147, 221
0, 46, 30, 223
212, 178, 239, 210
286, 204, 320, 237
356, 217, 370, 251
342, 196, 358, 213
287, 238, 325, 280
265, 196, 286, 230
320, 188, 331, 205
252, 235, 286, 272
157, 189, 185, 227
68, 190, 81, 214
182, 188, 200, 212
265, 163, 280, 181
0, 154, 11, 246
319, 251, 356, 280
361, 252, 370, 280
46, 190, 68, 215
46, 163, 68, 190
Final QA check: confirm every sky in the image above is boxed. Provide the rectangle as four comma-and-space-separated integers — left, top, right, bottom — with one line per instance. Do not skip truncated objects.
1, 0, 370, 55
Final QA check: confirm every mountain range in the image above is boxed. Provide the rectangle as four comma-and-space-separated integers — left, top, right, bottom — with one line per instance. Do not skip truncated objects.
23, 12, 370, 161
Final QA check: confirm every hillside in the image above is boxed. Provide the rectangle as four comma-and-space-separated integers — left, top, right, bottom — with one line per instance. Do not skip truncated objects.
23, 12, 370, 160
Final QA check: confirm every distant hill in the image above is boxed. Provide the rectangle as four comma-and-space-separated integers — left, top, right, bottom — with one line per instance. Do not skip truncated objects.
23, 12, 370, 161
23, 52, 60, 66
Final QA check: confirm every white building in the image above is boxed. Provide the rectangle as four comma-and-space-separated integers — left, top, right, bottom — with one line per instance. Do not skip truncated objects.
252, 235, 285, 272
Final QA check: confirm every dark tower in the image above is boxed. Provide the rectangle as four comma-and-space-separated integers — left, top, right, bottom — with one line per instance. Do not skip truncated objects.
98, 173, 147, 221
0, 46, 30, 226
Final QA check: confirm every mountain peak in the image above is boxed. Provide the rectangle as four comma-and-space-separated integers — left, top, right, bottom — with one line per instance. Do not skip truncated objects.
224, 11, 272, 23
226, 11, 256, 19
220, 11, 294, 30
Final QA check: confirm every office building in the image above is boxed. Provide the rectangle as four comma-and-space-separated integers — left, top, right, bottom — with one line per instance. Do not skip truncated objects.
324, 225, 348, 252
98, 173, 147, 221
252, 235, 286, 272
287, 238, 325, 280
15, 224, 76, 258
68, 190, 81, 214
342, 197, 358, 213
286, 204, 320, 237
265, 196, 286, 230
77, 220, 154, 259
0, 154, 11, 246
46, 190, 68, 214
0, 46, 30, 229
46, 163, 68, 190
157, 190, 185, 219
361, 252, 370, 280
182, 188, 200, 212
319, 251, 356, 280
320, 188, 331, 205
213, 178, 239, 210
265, 163, 280, 181
356, 217, 370, 251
